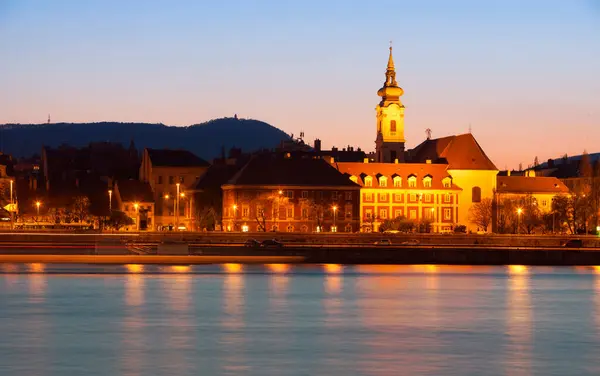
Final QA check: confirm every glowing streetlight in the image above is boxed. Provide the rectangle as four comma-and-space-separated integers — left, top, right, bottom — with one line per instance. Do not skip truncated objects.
35, 201, 41, 217
516, 207, 523, 234
164, 194, 170, 199
176, 183, 181, 230
278, 190, 283, 195
332, 205, 338, 231
134, 202, 140, 231
9, 180, 13, 230
108, 189, 113, 212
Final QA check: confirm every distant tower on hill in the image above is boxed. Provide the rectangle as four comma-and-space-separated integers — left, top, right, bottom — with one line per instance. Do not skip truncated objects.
47, 114, 51, 124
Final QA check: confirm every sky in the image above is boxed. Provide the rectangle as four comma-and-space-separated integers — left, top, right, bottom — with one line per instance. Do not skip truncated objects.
1, 0, 599, 169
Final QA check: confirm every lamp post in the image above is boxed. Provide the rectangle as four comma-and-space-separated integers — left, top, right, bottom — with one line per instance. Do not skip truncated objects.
176, 183, 180, 230
35, 201, 41, 220
516, 207, 523, 234
232, 204, 238, 232
134, 202, 139, 231
108, 189, 113, 212
332, 205, 338, 232
9, 179, 13, 230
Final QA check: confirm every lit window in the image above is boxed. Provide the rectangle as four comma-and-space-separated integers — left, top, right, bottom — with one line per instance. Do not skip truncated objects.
394, 209, 402, 218
365, 176, 373, 187
285, 190, 293, 199
409, 209, 417, 219
444, 208, 452, 220
390, 120, 397, 133
410, 193, 417, 202
365, 209, 373, 219
393, 177, 402, 187
443, 178, 451, 188
379, 177, 387, 187
423, 177, 432, 188
302, 191, 308, 199
380, 209, 388, 219
379, 193, 387, 201
394, 193, 402, 202
444, 193, 451, 203
408, 176, 417, 188
301, 208, 308, 218
242, 225, 249, 232
365, 193, 374, 201
242, 207, 249, 218
542, 200, 547, 206
287, 207, 293, 218
425, 193, 431, 202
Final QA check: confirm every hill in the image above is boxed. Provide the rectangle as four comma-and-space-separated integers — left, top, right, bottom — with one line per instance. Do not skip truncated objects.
0, 117, 290, 159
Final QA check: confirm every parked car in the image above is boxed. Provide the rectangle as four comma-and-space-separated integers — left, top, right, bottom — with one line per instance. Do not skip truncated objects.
244, 239, 261, 248
374, 239, 392, 246
261, 239, 284, 248
562, 239, 583, 248
401, 239, 420, 246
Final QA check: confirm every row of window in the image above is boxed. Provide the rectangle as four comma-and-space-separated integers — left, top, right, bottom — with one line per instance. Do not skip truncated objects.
364, 192, 454, 203
352, 175, 452, 188
156, 175, 201, 185
232, 190, 354, 201
225, 205, 353, 219
227, 224, 354, 233
364, 207, 453, 221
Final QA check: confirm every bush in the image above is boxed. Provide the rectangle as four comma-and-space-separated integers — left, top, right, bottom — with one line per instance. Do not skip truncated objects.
454, 225, 467, 233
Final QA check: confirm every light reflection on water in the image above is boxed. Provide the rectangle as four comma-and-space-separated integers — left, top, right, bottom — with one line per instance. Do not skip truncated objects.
1, 264, 600, 375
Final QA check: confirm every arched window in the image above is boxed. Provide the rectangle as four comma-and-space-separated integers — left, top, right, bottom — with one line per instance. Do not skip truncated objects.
472, 187, 482, 203
390, 120, 397, 133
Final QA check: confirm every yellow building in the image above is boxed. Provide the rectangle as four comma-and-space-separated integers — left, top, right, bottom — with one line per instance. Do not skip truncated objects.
335, 161, 461, 232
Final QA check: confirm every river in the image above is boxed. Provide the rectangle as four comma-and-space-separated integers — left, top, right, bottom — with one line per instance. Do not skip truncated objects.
1, 264, 599, 375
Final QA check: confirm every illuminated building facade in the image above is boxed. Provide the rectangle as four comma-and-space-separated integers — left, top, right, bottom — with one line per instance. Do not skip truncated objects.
222, 154, 361, 232
114, 179, 155, 231
335, 162, 461, 232
140, 148, 210, 230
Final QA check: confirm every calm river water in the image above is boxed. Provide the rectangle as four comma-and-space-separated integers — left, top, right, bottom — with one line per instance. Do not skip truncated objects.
1, 264, 600, 375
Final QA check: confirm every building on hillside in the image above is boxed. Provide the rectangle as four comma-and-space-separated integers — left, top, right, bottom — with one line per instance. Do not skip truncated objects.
139, 148, 210, 230
335, 161, 462, 232
408, 133, 498, 232
222, 154, 361, 233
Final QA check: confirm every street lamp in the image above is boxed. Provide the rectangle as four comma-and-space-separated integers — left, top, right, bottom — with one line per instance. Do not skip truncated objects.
134, 202, 139, 231
35, 201, 41, 218
108, 189, 113, 212
332, 205, 338, 232
516, 207, 523, 234
176, 183, 181, 230
9, 180, 13, 230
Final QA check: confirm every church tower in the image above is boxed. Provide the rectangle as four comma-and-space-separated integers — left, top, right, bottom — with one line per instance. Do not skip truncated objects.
375, 46, 405, 163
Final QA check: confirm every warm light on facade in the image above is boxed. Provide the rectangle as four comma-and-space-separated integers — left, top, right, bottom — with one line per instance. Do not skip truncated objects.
27, 263, 45, 273
517, 208, 523, 215
164, 194, 170, 199
171, 265, 190, 273
242, 225, 249, 232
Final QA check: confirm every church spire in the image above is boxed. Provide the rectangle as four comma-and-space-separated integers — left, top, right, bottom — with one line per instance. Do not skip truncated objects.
384, 43, 397, 87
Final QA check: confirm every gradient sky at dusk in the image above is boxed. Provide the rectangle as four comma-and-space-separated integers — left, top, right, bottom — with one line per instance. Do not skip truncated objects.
1, 0, 599, 169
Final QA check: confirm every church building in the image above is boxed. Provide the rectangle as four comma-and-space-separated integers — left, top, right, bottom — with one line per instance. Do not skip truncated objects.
333, 46, 499, 232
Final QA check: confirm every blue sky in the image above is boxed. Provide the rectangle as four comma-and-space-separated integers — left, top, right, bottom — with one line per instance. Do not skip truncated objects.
1, 0, 599, 168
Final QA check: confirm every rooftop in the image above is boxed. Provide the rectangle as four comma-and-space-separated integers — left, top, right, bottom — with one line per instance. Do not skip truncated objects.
410, 133, 497, 170
116, 180, 154, 203
497, 176, 570, 194
147, 148, 210, 168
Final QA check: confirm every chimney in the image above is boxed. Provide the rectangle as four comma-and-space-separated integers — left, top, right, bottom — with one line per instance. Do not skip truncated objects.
426, 159, 432, 164
330, 157, 335, 164
394, 159, 399, 164
363, 158, 369, 163
314, 139, 322, 152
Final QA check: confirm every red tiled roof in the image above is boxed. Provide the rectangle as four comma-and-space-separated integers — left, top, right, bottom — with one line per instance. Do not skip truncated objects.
497, 176, 570, 194
410, 133, 497, 170
335, 162, 461, 190
225, 154, 360, 188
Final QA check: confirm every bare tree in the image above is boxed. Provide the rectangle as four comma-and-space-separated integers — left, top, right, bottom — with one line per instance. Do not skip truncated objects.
469, 197, 493, 232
